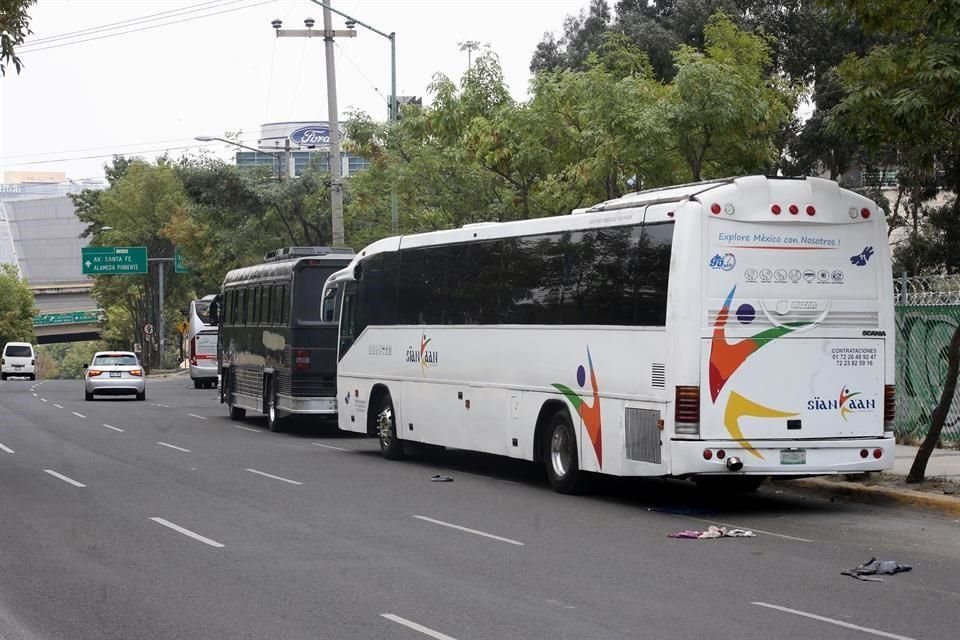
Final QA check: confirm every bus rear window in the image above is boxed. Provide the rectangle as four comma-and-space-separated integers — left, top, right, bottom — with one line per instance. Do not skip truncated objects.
293, 266, 339, 324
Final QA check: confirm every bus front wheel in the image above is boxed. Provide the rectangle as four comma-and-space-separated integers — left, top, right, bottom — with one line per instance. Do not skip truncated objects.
225, 372, 246, 421
376, 393, 404, 460
544, 409, 588, 494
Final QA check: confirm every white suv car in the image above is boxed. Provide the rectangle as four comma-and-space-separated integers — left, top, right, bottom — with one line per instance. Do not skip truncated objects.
2, 342, 36, 381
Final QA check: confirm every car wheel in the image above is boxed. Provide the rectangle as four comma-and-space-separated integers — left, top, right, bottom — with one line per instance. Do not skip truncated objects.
266, 379, 284, 433
1, 374, 6, 381
194, 380, 202, 389
376, 392, 404, 460
543, 408, 589, 494
136, 390, 145, 401
85, 391, 93, 401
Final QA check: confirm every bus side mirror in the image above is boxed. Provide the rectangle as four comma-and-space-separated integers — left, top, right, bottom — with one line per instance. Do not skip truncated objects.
353, 264, 363, 281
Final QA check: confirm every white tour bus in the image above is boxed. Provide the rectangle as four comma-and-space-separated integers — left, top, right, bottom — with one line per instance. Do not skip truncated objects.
187, 294, 220, 389
329, 176, 895, 492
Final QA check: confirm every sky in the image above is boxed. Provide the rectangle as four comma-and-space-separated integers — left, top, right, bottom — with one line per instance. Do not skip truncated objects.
0, 0, 589, 182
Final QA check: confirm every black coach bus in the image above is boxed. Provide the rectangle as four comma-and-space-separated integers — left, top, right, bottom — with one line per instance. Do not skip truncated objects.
218, 246, 354, 431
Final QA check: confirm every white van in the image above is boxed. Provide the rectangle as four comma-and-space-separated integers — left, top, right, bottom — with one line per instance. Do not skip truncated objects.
2, 342, 36, 381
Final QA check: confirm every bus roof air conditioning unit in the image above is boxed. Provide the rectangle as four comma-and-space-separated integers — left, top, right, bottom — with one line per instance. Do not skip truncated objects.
263, 246, 354, 262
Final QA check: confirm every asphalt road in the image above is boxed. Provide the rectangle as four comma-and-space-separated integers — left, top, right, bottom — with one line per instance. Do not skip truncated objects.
1, 375, 958, 640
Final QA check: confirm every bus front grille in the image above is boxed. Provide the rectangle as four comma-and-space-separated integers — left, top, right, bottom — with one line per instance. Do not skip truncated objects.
625, 408, 661, 464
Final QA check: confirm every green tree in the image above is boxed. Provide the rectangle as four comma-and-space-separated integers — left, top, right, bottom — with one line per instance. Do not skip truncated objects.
0, 263, 36, 346
666, 11, 796, 180
73, 159, 193, 368
823, 0, 960, 482
0, 0, 34, 76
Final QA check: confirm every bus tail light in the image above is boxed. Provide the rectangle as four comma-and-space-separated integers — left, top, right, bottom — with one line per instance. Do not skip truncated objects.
675, 386, 700, 435
189, 337, 197, 366
295, 349, 311, 371
884, 385, 895, 433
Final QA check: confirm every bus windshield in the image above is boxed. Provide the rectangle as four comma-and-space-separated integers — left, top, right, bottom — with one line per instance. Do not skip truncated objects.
294, 265, 341, 324
193, 300, 211, 324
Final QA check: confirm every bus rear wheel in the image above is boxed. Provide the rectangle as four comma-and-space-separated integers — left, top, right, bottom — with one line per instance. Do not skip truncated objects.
266, 379, 284, 432
376, 393, 403, 460
543, 409, 588, 494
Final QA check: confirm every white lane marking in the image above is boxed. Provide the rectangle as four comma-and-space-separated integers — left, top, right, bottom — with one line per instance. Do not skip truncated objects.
187, 413, 207, 420
41, 398, 48, 402
752, 602, 915, 640
53, 404, 63, 409
0, 443, 14, 454
413, 515, 524, 546
157, 442, 191, 453
103, 423, 125, 432
679, 516, 813, 543
233, 425, 260, 433
72, 411, 86, 418
312, 442, 350, 451
381, 614, 459, 640
245, 468, 303, 485
43, 469, 86, 488
149, 517, 224, 548
32, 392, 37, 397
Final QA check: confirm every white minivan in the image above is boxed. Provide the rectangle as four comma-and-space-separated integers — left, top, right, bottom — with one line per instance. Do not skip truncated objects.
2, 342, 36, 381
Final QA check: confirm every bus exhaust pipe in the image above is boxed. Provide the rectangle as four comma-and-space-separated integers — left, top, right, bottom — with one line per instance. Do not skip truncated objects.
726, 457, 743, 472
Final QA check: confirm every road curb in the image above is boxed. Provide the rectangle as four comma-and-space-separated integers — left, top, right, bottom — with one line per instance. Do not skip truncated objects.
789, 477, 960, 516
146, 369, 189, 379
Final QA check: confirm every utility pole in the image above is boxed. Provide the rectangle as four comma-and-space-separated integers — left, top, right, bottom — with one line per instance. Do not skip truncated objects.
274, 11, 356, 247
322, 3, 345, 247
307, 0, 399, 234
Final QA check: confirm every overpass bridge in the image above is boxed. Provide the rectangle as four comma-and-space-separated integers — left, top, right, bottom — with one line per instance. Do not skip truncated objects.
1, 182, 104, 343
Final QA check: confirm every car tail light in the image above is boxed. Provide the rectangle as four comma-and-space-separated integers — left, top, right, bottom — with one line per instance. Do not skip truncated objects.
295, 349, 311, 371
675, 386, 700, 435
88, 369, 103, 377
130, 369, 143, 377
884, 385, 895, 433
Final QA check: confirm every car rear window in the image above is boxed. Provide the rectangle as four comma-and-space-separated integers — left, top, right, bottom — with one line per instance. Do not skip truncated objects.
4, 345, 32, 357
93, 354, 138, 366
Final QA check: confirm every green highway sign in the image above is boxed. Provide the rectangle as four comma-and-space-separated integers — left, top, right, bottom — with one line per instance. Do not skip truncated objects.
82, 246, 148, 275
175, 247, 190, 274
33, 310, 101, 327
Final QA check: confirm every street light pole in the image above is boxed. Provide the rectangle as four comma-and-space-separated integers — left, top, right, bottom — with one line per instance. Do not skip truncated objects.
308, 0, 399, 235
195, 135, 284, 180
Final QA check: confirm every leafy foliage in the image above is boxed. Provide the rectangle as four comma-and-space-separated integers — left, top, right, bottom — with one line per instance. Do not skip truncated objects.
0, 263, 36, 346
0, 0, 34, 76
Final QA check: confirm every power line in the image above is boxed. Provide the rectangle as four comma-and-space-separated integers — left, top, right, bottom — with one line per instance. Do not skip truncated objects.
4, 140, 266, 167
334, 41, 390, 107
23, 0, 243, 47
19, 0, 276, 55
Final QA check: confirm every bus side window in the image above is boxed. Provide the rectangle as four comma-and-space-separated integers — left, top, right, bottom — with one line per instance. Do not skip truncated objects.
339, 283, 356, 359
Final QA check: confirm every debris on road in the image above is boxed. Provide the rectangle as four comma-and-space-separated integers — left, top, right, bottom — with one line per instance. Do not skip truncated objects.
842, 557, 913, 582
430, 474, 454, 482
668, 525, 756, 539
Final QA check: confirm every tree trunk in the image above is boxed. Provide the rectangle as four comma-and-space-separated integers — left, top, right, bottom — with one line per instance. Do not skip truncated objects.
907, 322, 960, 482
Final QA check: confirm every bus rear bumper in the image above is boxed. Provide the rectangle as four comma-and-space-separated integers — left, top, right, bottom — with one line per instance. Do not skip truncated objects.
670, 437, 895, 476
277, 394, 337, 415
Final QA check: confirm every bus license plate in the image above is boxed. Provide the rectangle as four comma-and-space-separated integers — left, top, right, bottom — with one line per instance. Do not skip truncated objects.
781, 449, 806, 465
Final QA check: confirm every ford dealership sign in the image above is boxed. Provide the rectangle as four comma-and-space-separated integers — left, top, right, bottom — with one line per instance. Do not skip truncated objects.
289, 126, 336, 148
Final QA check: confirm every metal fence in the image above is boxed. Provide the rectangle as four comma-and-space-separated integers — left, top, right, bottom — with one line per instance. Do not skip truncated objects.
894, 274, 960, 443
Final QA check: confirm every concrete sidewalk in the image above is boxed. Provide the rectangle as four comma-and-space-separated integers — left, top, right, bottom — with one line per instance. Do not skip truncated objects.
891, 444, 960, 480
790, 444, 960, 516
